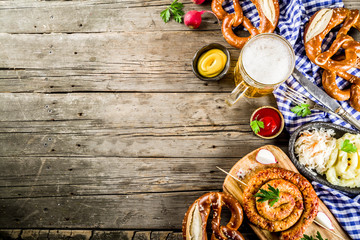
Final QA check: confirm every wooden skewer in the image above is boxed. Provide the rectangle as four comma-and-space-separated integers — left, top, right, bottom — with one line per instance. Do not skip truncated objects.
216, 167, 346, 240
216, 166, 248, 186
313, 220, 346, 240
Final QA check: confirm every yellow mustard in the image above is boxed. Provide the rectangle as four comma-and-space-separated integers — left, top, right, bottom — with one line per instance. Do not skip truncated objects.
197, 49, 227, 78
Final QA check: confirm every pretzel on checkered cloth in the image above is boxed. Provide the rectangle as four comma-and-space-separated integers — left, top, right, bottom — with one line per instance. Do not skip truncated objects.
304, 8, 360, 111
212, 0, 280, 49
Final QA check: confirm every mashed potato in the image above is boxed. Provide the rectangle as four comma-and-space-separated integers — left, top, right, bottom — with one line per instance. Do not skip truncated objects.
326, 133, 360, 188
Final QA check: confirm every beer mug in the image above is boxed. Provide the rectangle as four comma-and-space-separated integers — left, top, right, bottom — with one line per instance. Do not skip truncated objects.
226, 33, 295, 106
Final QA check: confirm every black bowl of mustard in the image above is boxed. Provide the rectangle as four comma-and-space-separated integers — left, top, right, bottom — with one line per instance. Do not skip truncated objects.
192, 43, 231, 81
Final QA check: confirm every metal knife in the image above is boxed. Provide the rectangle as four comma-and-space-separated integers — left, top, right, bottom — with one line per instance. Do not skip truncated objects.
292, 68, 360, 131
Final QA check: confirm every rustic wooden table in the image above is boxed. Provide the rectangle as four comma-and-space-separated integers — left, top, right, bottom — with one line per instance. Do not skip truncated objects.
0, 1, 358, 240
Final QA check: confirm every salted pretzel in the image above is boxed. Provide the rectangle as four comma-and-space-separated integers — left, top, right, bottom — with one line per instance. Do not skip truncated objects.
211, 0, 280, 49
304, 8, 360, 111
243, 168, 319, 240
182, 192, 244, 240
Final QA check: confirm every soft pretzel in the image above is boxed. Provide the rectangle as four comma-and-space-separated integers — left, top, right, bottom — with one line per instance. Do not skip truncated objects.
212, 0, 280, 49
350, 84, 360, 111
322, 69, 351, 101
304, 8, 360, 111
243, 168, 319, 240
182, 192, 244, 240
305, 8, 360, 71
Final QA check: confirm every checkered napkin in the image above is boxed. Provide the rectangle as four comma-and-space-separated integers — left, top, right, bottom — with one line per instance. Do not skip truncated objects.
312, 182, 360, 240
223, 0, 360, 134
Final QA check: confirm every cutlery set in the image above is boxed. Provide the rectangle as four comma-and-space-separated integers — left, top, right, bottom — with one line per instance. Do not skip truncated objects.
279, 68, 360, 131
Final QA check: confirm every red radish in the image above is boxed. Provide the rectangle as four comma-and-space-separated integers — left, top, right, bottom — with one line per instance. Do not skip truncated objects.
192, 0, 206, 4
256, 149, 277, 165
315, 212, 334, 230
184, 10, 218, 29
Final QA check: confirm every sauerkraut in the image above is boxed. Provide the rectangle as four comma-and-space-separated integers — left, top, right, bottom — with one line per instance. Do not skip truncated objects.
294, 128, 336, 174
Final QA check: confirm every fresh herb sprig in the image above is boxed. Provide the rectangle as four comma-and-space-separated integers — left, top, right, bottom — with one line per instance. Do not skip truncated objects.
301, 234, 315, 240
254, 184, 280, 207
291, 103, 312, 117
301, 231, 328, 240
250, 120, 264, 134
341, 139, 357, 153
160, 0, 185, 23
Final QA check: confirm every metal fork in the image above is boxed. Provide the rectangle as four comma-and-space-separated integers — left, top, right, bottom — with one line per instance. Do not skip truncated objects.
281, 87, 332, 114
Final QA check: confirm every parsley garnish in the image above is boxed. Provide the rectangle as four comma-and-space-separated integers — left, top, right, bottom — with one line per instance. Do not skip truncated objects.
301, 231, 328, 240
340, 139, 357, 153
291, 103, 312, 117
301, 234, 314, 240
254, 184, 280, 207
160, 0, 185, 23
315, 231, 327, 240
250, 120, 264, 134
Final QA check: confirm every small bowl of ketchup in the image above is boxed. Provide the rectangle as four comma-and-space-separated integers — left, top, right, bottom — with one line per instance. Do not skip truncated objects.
250, 106, 284, 139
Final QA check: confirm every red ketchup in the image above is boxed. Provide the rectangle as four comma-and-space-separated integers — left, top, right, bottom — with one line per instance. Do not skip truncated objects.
251, 108, 282, 137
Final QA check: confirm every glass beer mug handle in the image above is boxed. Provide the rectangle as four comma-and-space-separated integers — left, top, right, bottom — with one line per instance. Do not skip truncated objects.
225, 82, 249, 106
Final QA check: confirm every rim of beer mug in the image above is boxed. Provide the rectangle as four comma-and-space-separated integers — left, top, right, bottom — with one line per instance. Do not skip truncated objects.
238, 33, 296, 88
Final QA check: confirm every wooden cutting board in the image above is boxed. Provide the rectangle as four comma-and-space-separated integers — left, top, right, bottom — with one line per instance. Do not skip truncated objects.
223, 145, 350, 240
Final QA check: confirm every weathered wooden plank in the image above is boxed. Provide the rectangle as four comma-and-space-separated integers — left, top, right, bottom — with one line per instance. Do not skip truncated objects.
0, 192, 256, 229
0, 31, 233, 69
165, 232, 182, 240
0, 0, 359, 34
134, 232, 151, 240
50, 230, 91, 240
0, 230, 187, 240
151, 231, 172, 240
0, 68, 235, 93
21, 229, 50, 240
0, 31, 240, 93
91, 230, 134, 240
0, 93, 287, 159
346, 1, 360, 9
0, 128, 287, 158
0, 229, 21, 240
0, 157, 260, 199
0, 1, 219, 34
0, 93, 275, 124
0, 192, 201, 228
0, 68, 238, 94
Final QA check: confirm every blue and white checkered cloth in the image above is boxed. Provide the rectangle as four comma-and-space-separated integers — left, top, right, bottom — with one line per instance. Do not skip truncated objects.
313, 182, 360, 239
223, 0, 360, 134
222, 0, 360, 239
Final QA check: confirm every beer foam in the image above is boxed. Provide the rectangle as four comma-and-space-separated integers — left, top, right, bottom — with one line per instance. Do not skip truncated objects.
242, 36, 294, 85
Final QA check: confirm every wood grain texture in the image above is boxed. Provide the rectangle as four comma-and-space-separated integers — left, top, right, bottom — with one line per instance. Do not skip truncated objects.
0, 192, 256, 230
0, 230, 258, 240
0, 0, 247, 94
0, 93, 287, 159
0, 1, 220, 34
0, 229, 183, 240
0, 157, 246, 198
0, 0, 359, 238
0, 31, 240, 93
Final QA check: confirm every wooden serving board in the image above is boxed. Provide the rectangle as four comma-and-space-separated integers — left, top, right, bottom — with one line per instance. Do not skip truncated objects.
223, 145, 350, 240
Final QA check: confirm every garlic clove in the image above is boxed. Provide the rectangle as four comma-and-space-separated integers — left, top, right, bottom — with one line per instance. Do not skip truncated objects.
256, 149, 277, 164
316, 211, 335, 230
